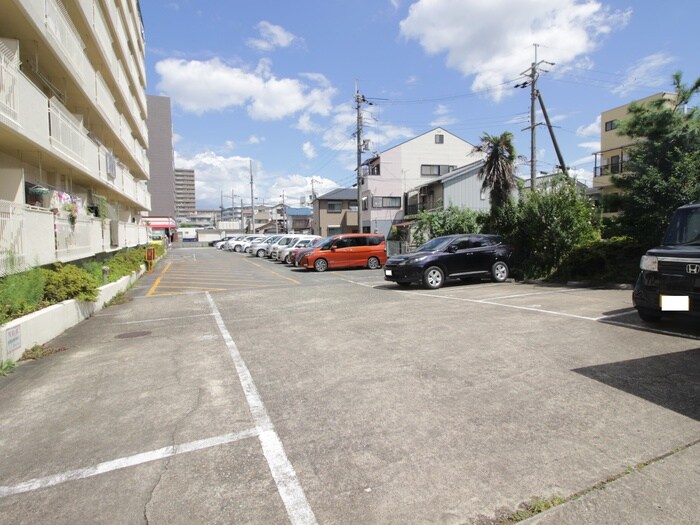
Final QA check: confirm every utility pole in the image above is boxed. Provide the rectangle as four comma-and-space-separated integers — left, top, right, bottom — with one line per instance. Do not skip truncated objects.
280, 190, 287, 233
355, 81, 373, 234
249, 159, 255, 234
516, 44, 554, 189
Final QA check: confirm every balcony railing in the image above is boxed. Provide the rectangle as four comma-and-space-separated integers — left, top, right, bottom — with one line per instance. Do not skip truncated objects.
0, 55, 18, 123
594, 162, 628, 177
0, 200, 148, 276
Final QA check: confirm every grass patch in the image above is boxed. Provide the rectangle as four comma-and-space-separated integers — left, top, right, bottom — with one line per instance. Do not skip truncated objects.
493, 496, 567, 524
105, 291, 132, 307
19, 344, 67, 361
0, 359, 17, 376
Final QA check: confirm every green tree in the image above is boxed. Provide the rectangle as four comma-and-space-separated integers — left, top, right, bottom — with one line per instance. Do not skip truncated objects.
412, 205, 483, 245
613, 72, 700, 246
476, 131, 518, 211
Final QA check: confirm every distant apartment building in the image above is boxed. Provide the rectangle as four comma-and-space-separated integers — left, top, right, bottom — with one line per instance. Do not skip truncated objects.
174, 168, 195, 219
0, 0, 151, 275
146, 95, 176, 217
592, 92, 677, 211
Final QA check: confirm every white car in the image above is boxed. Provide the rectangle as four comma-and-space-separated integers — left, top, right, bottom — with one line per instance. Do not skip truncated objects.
269, 235, 304, 260
226, 235, 258, 252
250, 235, 283, 257
240, 235, 269, 254
277, 236, 321, 264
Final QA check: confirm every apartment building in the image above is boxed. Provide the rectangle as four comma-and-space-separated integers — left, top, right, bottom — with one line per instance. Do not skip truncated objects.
312, 188, 358, 236
592, 92, 677, 210
359, 127, 482, 236
146, 94, 176, 217
174, 168, 195, 219
0, 0, 151, 275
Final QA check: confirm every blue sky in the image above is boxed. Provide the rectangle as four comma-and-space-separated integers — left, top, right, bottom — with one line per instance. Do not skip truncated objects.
140, 0, 700, 210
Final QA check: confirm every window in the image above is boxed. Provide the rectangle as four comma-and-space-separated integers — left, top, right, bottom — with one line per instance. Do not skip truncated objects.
349, 200, 358, 212
610, 155, 621, 174
604, 119, 618, 132
327, 201, 342, 213
372, 196, 401, 208
421, 164, 456, 176
367, 236, 383, 246
327, 226, 342, 235
435, 134, 444, 144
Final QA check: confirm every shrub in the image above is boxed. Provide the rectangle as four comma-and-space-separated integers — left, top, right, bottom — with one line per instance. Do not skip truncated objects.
551, 237, 648, 284
0, 268, 46, 325
42, 263, 98, 303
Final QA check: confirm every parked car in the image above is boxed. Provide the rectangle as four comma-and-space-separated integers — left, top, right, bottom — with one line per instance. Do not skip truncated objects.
293, 238, 328, 266
298, 234, 386, 272
240, 236, 268, 253
214, 236, 236, 249
384, 234, 513, 289
268, 234, 303, 260
633, 201, 700, 322
250, 235, 283, 257
280, 237, 321, 264
226, 235, 259, 252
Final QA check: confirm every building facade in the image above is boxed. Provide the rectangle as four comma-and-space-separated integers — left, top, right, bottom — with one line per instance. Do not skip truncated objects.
174, 168, 195, 219
312, 188, 358, 236
592, 92, 677, 211
359, 128, 482, 236
146, 94, 175, 217
0, 0, 151, 275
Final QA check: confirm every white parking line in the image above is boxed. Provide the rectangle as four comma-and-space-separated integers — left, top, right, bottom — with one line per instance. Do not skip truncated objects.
206, 293, 318, 525
0, 429, 259, 498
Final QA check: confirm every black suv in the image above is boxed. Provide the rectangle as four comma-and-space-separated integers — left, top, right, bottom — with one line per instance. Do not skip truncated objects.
633, 201, 700, 322
384, 234, 513, 289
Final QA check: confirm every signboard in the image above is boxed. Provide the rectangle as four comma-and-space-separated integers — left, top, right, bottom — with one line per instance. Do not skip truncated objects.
6, 325, 21, 353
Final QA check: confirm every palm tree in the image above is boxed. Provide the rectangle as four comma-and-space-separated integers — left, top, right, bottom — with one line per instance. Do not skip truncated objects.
476, 131, 517, 210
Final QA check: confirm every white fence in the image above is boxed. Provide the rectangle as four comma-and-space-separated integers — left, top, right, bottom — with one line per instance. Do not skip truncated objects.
0, 201, 148, 276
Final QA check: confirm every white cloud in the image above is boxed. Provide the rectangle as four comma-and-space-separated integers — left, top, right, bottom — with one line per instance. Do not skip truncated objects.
155, 58, 336, 119
247, 135, 263, 144
247, 21, 299, 52
431, 104, 457, 127
302, 142, 317, 159
296, 113, 322, 133
400, 0, 632, 101
577, 140, 600, 151
576, 115, 600, 137
612, 53, 675, 96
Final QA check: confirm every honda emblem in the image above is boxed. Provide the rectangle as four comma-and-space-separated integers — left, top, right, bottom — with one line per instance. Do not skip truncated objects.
688, 263, 700, 275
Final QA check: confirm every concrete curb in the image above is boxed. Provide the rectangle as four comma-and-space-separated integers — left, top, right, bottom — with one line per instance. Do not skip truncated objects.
522, 278, 634, 290
0, 265, 145, 362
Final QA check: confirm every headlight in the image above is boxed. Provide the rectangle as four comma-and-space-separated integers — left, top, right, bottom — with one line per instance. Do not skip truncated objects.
399, 255, 429, 265
640, 255, 658, 271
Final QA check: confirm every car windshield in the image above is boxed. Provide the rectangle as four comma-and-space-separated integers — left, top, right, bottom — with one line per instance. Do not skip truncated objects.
416, 237, 454, 252
663, 206, 700, 245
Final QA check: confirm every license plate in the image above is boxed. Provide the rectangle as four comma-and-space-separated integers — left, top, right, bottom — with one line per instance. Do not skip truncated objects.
660, 295, 689, 311
385, 269, 392, 276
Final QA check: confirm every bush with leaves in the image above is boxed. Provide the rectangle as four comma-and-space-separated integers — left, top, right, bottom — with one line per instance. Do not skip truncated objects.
42, 263, 98, 303
516, 178, 600, 278
412, 205, 484, 245
0, 268, 46, 325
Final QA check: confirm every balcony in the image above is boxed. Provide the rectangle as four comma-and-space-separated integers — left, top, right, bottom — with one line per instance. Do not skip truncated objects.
0, 200, 148, 276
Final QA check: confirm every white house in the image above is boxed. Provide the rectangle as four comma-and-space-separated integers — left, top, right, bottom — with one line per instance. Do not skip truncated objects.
359, 128, 484, 236
0, 0, 151, 275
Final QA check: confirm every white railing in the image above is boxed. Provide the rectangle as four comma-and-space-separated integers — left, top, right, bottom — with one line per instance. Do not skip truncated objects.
48, 98, 88, 167
55, 215, 94, 262
95, 71, 118, 128
0, 202, 55, 276
0, 55, 18, 123
45, 0, 89, 84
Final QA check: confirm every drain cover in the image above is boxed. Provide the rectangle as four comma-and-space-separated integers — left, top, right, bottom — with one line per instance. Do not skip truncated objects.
115, 331, 151, 339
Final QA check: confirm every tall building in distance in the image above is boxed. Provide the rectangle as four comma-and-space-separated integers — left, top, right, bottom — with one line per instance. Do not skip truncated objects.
174, 168, 196, 220
0, 0, 151, 274
146, 94, 176, 217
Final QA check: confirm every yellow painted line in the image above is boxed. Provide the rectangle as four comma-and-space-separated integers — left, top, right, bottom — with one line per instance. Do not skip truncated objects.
245, 258, 300, 285
146, 262, 172, 297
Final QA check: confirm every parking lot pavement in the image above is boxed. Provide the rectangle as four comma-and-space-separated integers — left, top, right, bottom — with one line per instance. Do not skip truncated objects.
1, 247, 698, 524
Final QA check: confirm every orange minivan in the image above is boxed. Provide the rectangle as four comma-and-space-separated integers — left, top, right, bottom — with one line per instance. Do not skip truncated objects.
299, 234, 387, 272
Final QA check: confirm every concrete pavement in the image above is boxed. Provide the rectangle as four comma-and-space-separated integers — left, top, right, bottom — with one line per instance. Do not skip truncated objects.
0, 247, 698, 524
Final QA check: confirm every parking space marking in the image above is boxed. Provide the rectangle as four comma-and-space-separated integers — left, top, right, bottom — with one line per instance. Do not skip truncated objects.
480, 287, 582, 301
145, 262, 171, 297
206, 292, 317, 525
0, 428, 259, 499
244, 258, 301, 285
116, 313, 215, 325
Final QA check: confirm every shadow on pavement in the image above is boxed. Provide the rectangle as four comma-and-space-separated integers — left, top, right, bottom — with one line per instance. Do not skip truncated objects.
573, 348, 700, 421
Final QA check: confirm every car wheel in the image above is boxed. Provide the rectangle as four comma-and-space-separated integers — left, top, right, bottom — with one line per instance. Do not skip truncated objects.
423, 266, 444, 289
285, 254, 292, 264
637, 308, 662, 323
491, 261, 509, 283
397, 281, 411, 287
314, 258, 328, 272
256, 249, 266, 258
367, 256, 381, 269
234, 245, 242, 252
